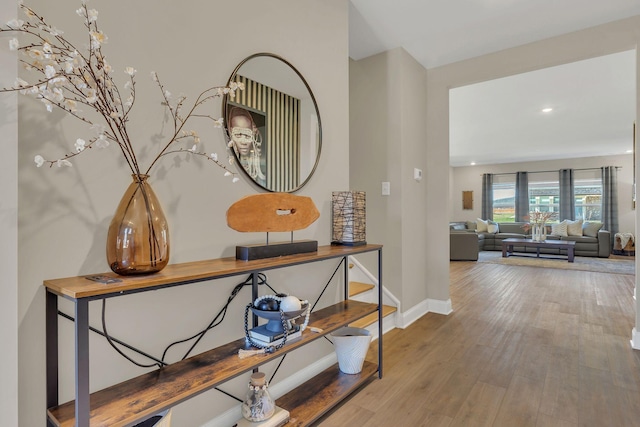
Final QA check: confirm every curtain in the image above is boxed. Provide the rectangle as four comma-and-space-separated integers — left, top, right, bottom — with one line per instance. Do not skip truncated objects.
515, 171, 529, 222
481, 173, 493, 220
559, 169, 575, 221
601, 166, 618, 246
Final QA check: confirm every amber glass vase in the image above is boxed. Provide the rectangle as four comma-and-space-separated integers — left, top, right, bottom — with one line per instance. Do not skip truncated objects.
106, 174, 170, 275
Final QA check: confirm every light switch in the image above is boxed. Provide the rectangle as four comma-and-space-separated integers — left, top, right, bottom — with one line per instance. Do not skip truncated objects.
414, 168, 423, 181
382, 181, 390, 196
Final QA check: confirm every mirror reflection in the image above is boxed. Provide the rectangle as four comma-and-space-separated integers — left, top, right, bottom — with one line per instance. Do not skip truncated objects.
224, 53, 322, 192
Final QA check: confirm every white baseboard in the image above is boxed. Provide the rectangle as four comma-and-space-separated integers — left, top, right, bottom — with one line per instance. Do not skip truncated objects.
398, 298, 452, 329
631, 327, 640, 350
428, 298, 453, 316
200, 352, 338, 427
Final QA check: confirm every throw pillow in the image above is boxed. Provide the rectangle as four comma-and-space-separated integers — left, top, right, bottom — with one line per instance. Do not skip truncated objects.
551, 220, 568, 237
487, 220, 499, 234
476, 218, 488, 232
582, 221, 603, 237
566, 219, 583, 236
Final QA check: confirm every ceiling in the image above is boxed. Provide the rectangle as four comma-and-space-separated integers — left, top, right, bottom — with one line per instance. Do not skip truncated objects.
348, 0, 640, 167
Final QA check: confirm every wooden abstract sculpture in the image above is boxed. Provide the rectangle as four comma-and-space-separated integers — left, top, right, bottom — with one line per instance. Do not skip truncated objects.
227, 193, 320, 260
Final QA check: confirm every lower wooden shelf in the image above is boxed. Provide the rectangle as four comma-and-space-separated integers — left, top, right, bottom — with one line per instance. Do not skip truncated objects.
277, 361, 378, 426
46, 300, 377, 427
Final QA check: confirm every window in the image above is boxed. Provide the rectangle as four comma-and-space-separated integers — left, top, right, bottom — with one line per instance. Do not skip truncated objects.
492, 175, 515, 222
528, 180, 559, 222
488, 170, 603, 223
574, 178, 602, 221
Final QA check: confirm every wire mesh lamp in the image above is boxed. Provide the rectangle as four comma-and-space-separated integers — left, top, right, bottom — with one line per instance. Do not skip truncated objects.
331, 191, 366, 246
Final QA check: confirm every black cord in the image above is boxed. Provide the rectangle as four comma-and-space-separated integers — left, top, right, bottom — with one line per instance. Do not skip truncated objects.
171, 273, 275, 361
101, 299, 162, 368
172, 278, 249, 362
59, 310, 168, 367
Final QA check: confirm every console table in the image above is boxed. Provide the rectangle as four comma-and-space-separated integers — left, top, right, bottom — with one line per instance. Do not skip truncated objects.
502, 238, 575, 262
44, 244, 383, 426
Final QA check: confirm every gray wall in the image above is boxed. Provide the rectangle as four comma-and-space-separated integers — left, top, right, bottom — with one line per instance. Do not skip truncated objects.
0, 1, 18, 425
8, 1, 350, 425
350, 48, 429, 313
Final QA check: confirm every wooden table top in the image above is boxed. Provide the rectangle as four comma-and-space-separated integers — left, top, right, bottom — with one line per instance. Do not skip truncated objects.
501, 238, 576, 247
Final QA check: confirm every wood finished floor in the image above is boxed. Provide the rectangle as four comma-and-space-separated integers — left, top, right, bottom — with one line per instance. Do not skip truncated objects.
319, 260, 639, 426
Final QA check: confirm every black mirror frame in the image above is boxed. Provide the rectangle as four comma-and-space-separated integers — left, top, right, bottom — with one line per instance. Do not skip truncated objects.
223, 52, 322, 193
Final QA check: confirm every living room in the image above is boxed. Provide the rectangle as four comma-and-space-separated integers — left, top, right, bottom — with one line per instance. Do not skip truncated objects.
449, 50, 636, 240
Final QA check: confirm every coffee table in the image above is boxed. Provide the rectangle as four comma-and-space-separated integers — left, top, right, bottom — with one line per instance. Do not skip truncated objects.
501, 238, 576, 263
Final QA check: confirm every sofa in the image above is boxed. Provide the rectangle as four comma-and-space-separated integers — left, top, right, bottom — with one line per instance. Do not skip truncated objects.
450, 220, 611, 260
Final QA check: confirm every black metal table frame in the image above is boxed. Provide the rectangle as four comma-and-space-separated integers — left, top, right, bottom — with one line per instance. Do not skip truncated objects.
45, 246, 383, 427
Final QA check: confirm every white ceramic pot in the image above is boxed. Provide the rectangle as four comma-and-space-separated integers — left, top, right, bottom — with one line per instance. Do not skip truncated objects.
331, 327, 372, 374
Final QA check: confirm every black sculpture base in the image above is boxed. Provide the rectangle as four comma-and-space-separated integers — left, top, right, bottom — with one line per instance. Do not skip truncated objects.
236, 240, 318, 261
331, 240, 367, 247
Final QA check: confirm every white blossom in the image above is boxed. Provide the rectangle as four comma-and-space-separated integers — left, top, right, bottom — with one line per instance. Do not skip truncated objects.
74, 138, 86, 152
124, 95, 133, 108
65, 99, 78, 112
109, 111, 121, 119
87, 9, 98, 22
14, 77, 28, 88
6, 19, 24, 29
57, 159, 72, 167
188, 144, 197, 153
125, 66, 136, 76
224, 171, 232, 177
232, 177, 240, 183
90, 30, 107, 47
34, 155, 45, 167
210, 153, 218, 161
28, 49, 44, 60
164, 90, 171, 99
150, 71, 158, 82
212, 118, 223, 128
44, 65, 56, 79
95, 134, 109, 148
9, 38, 18, 51
124, 80, 132, 90
42, 42, 52, 54
85, 88, 97, 103
51, 88, 64, 103
90, 124, 105, 134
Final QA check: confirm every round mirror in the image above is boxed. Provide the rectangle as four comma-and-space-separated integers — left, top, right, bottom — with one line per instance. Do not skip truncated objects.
223, 53, 322, 192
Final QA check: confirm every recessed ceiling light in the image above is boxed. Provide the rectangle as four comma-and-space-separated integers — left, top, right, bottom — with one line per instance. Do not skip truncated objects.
470, 162, 476, 166
542, 107, 553, 113
626, 149, 633, 153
